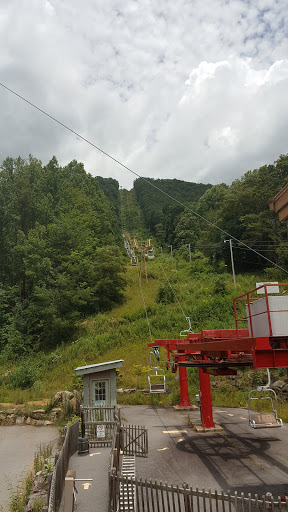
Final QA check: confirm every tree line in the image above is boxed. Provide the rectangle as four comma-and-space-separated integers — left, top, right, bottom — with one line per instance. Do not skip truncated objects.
132, 155, 288, 272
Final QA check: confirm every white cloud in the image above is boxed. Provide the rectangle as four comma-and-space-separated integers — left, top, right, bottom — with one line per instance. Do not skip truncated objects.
0, 0, 288, 189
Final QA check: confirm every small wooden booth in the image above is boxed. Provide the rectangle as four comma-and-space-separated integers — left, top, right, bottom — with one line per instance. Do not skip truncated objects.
75, 360, 123, 408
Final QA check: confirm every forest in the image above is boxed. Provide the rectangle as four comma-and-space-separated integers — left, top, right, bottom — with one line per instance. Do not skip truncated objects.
133, 154, 288, 272
1, 152, 288, 367
0, 155, 126, 358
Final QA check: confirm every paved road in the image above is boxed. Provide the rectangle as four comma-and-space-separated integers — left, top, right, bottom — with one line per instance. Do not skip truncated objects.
121, 406, 288, 498
0, 426, 58, 511
60, 447, 111, 512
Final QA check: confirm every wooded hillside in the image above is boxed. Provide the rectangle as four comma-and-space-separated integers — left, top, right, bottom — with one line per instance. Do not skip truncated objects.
0, 155, 126, 357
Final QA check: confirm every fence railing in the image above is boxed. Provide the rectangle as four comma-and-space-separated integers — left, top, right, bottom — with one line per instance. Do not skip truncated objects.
109, 473, 288, 512
82, 406, 119, 423
82, 406, 120, 447
48, 420, 79, 512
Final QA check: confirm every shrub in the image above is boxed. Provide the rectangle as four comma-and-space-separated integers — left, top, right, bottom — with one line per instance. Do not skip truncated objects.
156, 285, 175, 304
10, 362, 39, 390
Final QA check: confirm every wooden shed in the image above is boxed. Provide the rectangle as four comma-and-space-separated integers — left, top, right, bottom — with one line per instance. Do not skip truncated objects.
75, 360, 123, 407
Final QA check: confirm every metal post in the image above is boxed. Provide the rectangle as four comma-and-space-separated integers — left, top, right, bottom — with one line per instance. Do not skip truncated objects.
168, 245, 173, 261
178, 353, 191, 407
198, 369, 215, 429
229, 239, 236, 289
224, 239, 236, 289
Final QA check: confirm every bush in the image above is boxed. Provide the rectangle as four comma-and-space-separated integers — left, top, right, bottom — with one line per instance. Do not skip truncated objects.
10, 362, 39, 390
213, 275, 227, 295
156, 285, 175, 304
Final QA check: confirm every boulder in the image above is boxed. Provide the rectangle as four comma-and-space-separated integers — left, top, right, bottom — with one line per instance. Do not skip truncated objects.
31, 409, 46, 420
6, 414, 15, 425
25, 492, 47, 512
281, 384, 288, 393
16, 416, 25, 425
61, 391, 74, 405
272, 380, 285, 389
52, 391, 62, 405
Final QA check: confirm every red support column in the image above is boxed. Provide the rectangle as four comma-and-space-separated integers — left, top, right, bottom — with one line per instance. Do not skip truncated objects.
178, 353, 191, 407
198, 368, 215, 429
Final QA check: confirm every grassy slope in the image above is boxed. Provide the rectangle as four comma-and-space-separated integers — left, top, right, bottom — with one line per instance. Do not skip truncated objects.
2, 254, 288, 422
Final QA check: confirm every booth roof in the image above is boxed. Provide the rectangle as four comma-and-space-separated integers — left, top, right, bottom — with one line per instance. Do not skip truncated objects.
75, 360, 124, 376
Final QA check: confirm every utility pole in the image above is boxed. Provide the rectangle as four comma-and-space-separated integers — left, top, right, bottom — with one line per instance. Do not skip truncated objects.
186, 243, 192, 264
224, 239, 236, 289
168, 245, 173, 261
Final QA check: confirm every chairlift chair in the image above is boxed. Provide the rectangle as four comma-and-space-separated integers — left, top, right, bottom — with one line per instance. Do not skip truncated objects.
248, 369, 282, 428
131, 256, 138, 266
148, 347, 166, 393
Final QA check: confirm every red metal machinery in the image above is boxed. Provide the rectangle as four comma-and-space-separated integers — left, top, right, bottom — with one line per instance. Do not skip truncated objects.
148, 284, 288, 430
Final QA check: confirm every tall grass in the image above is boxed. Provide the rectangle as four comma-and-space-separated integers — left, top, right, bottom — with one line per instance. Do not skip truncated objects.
1, 255, 287, 421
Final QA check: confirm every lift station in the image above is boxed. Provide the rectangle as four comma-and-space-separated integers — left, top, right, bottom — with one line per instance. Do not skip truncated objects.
148, 283, 288, 430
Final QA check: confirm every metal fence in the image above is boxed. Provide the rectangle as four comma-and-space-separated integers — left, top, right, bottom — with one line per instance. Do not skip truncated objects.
109, 474, 288, 512
48, 420, 79, 512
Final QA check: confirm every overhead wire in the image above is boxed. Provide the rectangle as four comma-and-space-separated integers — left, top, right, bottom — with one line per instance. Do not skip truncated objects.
157, 257, 188, 323
1, 81, 288, 274
136, 266, 153, 343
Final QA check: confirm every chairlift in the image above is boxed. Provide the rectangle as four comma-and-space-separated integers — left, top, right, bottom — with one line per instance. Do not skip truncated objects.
248, 369, 282, 428
148, 347, 166, 393
131, 256, 138, 266
180, 317, 194, 338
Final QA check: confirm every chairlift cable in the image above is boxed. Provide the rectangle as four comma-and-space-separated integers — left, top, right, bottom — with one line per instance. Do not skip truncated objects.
1, 81, 287, 275
136, 267, 153, 344
157, 258, 188, 323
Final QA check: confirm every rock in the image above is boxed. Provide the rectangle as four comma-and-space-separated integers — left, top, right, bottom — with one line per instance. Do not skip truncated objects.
25, 492, 47, 512
33, 475, 46, 492
53, 391, 62, 405
31, 409, 46, 420
7, 408, 17, 414
16, 416, 25, 425
117, 388, 124, 393
69, 396, 80, 414
272, 380, 285, 389
282, 384, 288, 393
26, 417, 31, 425
0, 413, 6, 421
44, 420, 53, 426
51, 408, 62, 418
34, 420, 45, 426
6, 414, 15, 425
123, 388, 136, 394
61, 391, 74, 404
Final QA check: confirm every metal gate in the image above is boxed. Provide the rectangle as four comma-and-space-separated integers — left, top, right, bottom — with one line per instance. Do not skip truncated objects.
121, 425, 148, 457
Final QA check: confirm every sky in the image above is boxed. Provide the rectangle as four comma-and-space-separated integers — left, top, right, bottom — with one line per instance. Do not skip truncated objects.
1, 0, 288, 189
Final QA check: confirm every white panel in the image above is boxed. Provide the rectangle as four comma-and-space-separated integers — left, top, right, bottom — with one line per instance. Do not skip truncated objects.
247, 296, 288, 337
256, 282, 279, 294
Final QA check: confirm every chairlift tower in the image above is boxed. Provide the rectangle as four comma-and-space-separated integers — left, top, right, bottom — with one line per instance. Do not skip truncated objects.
148, 283, 288, 430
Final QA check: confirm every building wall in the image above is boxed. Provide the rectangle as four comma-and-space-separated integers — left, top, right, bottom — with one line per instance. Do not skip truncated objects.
82, 369, 117, 407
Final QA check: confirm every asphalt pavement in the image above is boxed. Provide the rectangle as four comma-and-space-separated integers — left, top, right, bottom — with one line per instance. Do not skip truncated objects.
0, 426, 58, 511
60, 447, 111, 512
121, 405, 288, 498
